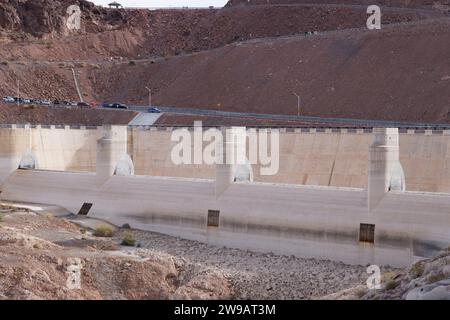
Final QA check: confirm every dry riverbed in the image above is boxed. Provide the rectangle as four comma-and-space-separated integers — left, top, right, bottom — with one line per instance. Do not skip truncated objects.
0, 205, 389, 300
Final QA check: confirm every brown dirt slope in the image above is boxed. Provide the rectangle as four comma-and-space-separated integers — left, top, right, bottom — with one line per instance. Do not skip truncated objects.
0, 205, 232, 300
226, 0, 450, 10
0, 104, 137, 125
94, 18, 450, 123
0, 3, 436, 61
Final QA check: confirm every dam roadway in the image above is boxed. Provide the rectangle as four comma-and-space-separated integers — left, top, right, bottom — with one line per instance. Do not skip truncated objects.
129, 105, 450, 129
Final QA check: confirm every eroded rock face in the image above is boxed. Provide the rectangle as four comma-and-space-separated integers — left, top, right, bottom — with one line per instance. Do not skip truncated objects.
359, 249, 450, 300
0, 207, 234, 300
405, 279, 450, 300
0, 0, 128, 39
0, 1, 21, 30
171, 273, 233, 300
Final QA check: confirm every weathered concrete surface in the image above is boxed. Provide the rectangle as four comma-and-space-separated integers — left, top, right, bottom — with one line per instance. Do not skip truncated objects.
1, 126, 450, 267
3, 127, 450, 193
1, 169, 450, 267
130, 128, 450, 193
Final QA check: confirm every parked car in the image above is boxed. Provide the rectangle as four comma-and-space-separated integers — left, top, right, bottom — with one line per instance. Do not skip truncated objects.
40, 99, 51, 105
102, 102, 128, 109
77, 102, 91, 108
2, 96, 15, 103
53, 100, 61, 105
148, 107, 161, 113
22, 99, 31, 104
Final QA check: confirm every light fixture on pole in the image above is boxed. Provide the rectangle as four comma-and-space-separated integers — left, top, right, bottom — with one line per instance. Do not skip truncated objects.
17, 79, 20, 106
145, 86, 152, 108
293, 92, 300, 116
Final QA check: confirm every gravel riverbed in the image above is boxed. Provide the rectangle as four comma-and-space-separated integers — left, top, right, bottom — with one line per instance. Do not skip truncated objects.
129, 229, 372, 300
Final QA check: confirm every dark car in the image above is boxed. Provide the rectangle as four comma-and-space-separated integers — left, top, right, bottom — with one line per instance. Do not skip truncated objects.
77, 102, 91, 108
53, 100, 61, 105
148, 107, 161, 113
102, 102, 128, 109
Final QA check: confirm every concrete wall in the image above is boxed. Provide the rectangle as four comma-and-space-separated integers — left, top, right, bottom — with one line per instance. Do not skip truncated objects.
130, 128, 450, 193
2, 126, 450, 193
0, 125, 449, 267
1, 169, 449, 267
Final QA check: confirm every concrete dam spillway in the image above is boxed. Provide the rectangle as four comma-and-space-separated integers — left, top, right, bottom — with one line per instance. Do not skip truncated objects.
0, 124, 450, 267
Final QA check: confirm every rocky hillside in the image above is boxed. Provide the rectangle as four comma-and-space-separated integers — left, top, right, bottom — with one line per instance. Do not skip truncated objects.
363, 249, 450, 300
0, 205, 232, 300
0, 0, 139, 40
226, 0, 450, 11
326, 248, 450, 300
1, 1, 450, 123
92, 18, 450, 123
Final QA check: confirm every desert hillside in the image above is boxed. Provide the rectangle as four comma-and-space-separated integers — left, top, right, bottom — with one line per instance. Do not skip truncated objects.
1, 0, 450, 123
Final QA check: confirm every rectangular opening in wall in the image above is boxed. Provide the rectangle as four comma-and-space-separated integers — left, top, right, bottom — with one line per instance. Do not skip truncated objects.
359, 223, 375, 243
207, 210, 220, 227
78, 203, 93, 216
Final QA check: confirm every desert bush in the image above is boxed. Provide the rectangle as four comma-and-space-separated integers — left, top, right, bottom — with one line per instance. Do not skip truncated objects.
385, 280, 400, 291
121, 232, 136, 247
410, 262, 425, 279
427, 272, 447, 284
128, 60, 136, 66
93, 226, 114, 237
355, 288, 367, 299
1, 61, 8, 66
0, 214, 3, 222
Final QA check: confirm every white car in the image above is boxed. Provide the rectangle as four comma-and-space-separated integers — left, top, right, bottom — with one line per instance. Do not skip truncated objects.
2, 96, 14, 103
40, 99, 51, 105
22, 99, 31, 104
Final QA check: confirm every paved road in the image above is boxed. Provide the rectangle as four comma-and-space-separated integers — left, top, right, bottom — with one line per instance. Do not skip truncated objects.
4, 101, 450, 129
129, 105, 450, 129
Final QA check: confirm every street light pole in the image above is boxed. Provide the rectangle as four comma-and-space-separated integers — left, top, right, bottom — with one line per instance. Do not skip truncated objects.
293, 93, 300, 116
17, 80, 20, 106
145, 86, 152, 108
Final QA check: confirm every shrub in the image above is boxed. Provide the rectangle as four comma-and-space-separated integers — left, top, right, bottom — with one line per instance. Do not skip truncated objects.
121, 232, 136, 247
0, 214, 3, 222
93, 226, 114, 237
410, 262, 425, 279
128, 60, 136, 66
1, 61, 8, 66
355, 288, 367, 299
122, 223, 131, 229
385, 280, 400, 291
44, 213, 54, 219
427, 273, 447, 284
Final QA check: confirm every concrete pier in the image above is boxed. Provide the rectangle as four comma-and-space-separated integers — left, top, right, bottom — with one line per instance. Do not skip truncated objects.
215, 127, 246, 197
96, 125, 128, 186
368, 128, 401, 211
